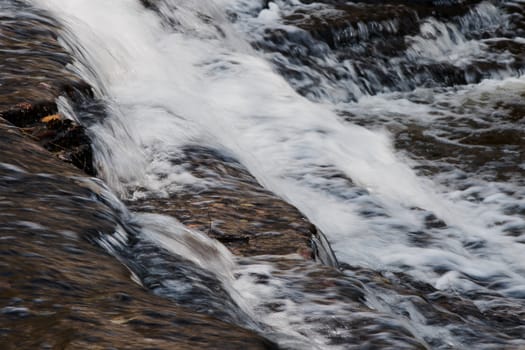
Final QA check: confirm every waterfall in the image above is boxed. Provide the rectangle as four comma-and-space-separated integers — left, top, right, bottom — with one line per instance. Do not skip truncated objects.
24, 0, 525, 348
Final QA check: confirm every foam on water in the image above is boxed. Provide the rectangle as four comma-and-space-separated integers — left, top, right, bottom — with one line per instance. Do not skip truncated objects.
30, 0, 525, 347
335, 76, 525, 293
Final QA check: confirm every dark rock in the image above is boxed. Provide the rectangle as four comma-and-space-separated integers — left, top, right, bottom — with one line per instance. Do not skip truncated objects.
0, 1, 97, 176
0, 102, 58, 127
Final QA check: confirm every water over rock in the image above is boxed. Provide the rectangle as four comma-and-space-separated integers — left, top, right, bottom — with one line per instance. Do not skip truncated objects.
0, 119, 279, 349
0, 3, 280, 348
249, 0, 525, 101
4, 0, 525, 348
0, 2, 342, 347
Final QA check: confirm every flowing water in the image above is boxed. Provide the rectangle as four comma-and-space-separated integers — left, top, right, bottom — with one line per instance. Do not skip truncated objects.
17, 0, 525, 348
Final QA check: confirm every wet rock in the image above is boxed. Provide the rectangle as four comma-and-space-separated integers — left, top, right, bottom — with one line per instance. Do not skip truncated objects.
249, 0, 525, 101
128, 146, 325, 259
389, 87, 525, 183
39, 117, 96, 176
340, 264, 525, 348
0, 121, 278, 350
283, 3, 421, 49
1, 108, 96, 176
0, 1, 96, 175
0, 1, 92, 110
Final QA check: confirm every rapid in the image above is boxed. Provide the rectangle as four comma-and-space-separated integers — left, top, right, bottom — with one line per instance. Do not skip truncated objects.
23, 0, 525, 348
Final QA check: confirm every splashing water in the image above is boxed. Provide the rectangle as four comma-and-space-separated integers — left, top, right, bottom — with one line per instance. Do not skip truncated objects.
29, 0, 525, 348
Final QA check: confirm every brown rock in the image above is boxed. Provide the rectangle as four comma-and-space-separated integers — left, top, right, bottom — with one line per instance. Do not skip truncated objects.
128, 146, 320, 259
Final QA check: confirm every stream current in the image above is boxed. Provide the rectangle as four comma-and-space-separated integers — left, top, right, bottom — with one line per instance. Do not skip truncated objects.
23, 0, 525, 348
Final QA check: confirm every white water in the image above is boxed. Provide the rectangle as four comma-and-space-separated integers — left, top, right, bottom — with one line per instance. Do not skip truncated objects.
29, 0, 525, 347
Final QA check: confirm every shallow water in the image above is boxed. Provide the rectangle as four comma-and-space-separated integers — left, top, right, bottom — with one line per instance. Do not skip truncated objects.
20, 0, 525, 348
